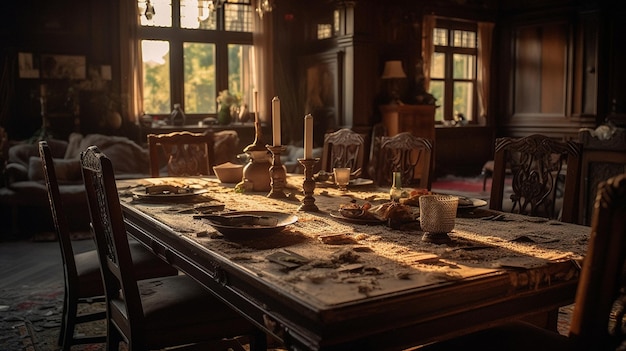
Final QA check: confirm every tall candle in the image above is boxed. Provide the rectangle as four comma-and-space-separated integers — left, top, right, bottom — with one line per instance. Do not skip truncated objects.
254, 90, 259, 123
272, 96, 281, 146
304, 114, 313, 159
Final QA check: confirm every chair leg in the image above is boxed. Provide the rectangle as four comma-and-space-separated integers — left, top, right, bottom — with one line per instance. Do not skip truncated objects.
61, 295, 78, 351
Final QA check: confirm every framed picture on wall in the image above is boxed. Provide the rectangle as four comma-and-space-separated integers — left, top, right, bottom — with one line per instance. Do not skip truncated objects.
41, 54, 86, 80
299, 50, 344, 147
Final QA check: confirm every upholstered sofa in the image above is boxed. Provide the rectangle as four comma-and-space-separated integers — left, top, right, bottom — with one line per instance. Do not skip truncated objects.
0, 133, 151, 237
0, 131, 243, 237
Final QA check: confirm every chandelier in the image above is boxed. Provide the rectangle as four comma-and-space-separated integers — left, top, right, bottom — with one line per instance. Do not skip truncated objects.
256, 0, 273, 19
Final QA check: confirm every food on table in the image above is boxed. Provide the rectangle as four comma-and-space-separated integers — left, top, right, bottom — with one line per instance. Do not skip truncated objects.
339, 200, 413, 221
145, 184, 193, 195
399, 188, 433, 206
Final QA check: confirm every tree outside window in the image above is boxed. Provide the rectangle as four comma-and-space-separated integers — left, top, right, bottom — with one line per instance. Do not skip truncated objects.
429, 20, 478, 124
137, 0, 254, 120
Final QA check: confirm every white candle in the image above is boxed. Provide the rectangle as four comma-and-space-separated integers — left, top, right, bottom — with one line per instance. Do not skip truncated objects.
304, 114, 313, 159
254, 90, 259, 124
272, 96, 281, 146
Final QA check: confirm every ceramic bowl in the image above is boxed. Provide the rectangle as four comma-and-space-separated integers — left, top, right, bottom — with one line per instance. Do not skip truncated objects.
213, 162, 244, 183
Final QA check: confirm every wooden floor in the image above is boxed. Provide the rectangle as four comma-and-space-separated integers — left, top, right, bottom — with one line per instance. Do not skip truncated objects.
0, 236, 95, 290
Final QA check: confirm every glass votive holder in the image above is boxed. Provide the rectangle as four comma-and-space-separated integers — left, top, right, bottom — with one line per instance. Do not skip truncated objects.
333, 167, 351, 191
419, 194, 459, 243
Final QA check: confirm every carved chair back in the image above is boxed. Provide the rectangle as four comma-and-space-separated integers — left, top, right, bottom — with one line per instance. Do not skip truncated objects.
376, 132, 433, 189
577, 127, 626, 225
569, 172, 626, 349
320, 128, 365, 173
148, 131, 214, 177
490, 134, 582, 222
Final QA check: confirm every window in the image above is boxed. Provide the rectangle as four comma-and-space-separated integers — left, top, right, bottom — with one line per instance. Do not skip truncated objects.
137, 0, 254, 119
429, 20, 478, 123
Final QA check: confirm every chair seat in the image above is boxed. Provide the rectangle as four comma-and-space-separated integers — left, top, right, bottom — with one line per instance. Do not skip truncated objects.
111, 275, 256, 348
75, 241, 178, 298
417, 321, 573, 351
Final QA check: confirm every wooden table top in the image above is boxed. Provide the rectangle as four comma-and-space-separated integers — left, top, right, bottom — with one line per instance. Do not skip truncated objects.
118, 176, 588, 351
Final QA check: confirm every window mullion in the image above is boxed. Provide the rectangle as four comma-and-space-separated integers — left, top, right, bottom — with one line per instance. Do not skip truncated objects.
444, 48, 454, 120
170, 38, 184, 110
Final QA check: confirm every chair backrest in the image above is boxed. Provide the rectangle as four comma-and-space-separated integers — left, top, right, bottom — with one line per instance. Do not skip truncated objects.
39, 141, 79, 292
568, 172, 626, 349
320, 128, 365, 173
148, 131, 214, 177
489, 134, 582, 223
80, 146, 144, 340
375, 132, 433, 189
577, 127, 626, 225
367, 123, 387, 180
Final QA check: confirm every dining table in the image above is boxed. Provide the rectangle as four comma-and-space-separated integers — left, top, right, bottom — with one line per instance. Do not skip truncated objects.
117, 175, 588, 351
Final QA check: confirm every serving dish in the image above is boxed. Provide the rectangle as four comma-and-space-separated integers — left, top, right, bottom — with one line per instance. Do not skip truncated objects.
132, 186, 208, 200
197, 211, 298, 239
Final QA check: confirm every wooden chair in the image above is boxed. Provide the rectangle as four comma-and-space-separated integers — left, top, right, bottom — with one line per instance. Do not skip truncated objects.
489, 134, 582, 223
38, 141, 179, 351
320, 128, 365, 173
148, 131, 215, 177
577, 127, 626, 225
80, 145, 266, 351
367, 123, 387, 180
375, 132, 433, 189
416, 172, 626, 351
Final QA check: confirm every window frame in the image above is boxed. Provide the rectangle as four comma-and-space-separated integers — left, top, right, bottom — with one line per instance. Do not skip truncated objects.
429, 18, 479, 125
137, 0, 254, 121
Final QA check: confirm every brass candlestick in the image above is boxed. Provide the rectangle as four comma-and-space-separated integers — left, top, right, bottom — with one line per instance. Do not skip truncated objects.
297, 158, 319, 212
266, 145, 287, 198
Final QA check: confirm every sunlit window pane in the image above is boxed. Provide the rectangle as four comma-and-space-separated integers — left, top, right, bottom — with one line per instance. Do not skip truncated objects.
454, 81, 473, 120
228, 44, 254, 111
181, 0, 217, 29
453, 30, 476, 48
142, 40, 171, 114
453, 54, 475, 79
184, 42, 216, 113
430, 52, 445, 79
430, 81, 444, 121
138, 0, 172, 27
225, 1, 253, 32
433, 28, 447, 46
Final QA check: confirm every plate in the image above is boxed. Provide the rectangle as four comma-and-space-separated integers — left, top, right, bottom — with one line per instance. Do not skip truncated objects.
132, 187, 208, 199
349, 178, 374, 186
200, 211, 298, 239
329, 211, 385, 225
401, 194, 487, 211
321, 178, 374, 187
457, 197, 488, 210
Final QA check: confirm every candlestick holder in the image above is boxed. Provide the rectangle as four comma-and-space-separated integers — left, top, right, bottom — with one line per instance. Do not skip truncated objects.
266, 145, 287, 198
297, 158, 320, 212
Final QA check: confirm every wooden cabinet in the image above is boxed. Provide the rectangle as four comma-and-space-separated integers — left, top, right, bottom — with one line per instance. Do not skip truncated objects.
379, 104, 436, 140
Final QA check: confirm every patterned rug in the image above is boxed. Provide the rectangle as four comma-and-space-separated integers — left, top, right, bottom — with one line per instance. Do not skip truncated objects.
1, 284, 572, 351
431, 175, 492, 197
0, 285, 106, 351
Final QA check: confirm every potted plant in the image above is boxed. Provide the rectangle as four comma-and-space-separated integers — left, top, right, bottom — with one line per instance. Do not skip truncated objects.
216, 90, 240, 125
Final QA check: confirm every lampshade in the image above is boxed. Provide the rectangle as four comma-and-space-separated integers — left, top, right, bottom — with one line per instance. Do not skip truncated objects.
381, 60, 407, 79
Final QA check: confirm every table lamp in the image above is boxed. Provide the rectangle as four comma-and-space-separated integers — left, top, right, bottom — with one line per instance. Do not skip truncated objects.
381, 60, 407, 104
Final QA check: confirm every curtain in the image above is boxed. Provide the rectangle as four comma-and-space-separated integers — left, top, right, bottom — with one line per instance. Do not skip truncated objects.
120, 1, 143, 124
421, 14, 436, 91
477, 22, 494, 125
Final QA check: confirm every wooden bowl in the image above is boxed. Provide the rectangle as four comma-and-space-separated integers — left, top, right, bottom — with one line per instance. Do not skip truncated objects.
213, 162, 244, 183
